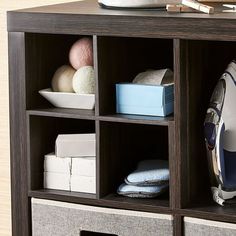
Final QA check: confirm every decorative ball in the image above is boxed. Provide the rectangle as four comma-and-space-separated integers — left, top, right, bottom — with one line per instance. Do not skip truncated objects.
51, 65, 75, 92
72, 66, 95, 94
69, 37, 93, 70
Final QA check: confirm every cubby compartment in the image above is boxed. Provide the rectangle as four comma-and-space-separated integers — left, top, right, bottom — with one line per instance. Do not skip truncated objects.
99, 121, 170, 209
27, 114, 96, 198
97, 36, 174, 121
182, 40, 236, 215
25, 33, 96, 115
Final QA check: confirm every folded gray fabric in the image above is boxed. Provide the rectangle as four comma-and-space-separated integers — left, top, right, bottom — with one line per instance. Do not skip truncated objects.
117, 183, 168, 198
125, 159, 169, 186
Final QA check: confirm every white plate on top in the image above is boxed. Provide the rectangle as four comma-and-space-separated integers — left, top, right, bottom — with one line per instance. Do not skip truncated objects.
39, 88, 95, 110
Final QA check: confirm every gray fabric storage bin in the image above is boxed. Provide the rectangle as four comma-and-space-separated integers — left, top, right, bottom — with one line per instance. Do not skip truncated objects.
32, 198, 173, 236
184, 217, 236, 236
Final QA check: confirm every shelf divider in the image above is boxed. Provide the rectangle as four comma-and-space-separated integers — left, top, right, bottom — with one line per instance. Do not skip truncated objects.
173, 39, 188, 209
29, 189, 97, 200
98, 114, 174, 126
29, 190, 171, 214
9, 32, 30, 236
27, 108, 95, 120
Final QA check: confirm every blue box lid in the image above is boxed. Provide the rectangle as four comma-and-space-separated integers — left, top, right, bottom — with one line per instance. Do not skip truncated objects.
116, 83, 174, 107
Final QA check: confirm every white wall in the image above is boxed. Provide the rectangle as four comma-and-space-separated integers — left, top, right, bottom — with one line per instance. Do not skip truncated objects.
0, 1, 78, 235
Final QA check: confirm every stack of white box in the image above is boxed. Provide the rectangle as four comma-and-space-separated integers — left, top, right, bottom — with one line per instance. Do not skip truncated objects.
44, 133, 96, 194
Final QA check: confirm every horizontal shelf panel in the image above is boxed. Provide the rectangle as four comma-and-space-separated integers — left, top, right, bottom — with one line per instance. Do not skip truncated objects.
27, 108, 95, 120
180, 202, 236, 223
29, 189, 97, 200
29, 190, 171, 214
99, 114, 174, 126
101, 193, 170, 212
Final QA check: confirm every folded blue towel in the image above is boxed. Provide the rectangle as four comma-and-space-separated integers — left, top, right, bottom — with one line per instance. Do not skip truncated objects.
117, 183, 168, 198
125, 159, 169, 186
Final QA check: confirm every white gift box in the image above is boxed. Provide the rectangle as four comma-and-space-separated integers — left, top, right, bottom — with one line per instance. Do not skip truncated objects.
44, 172, 70, 191
71, 175, 96, 194
56, 133, 96, 158
44, 153, 71, 174
72, 157, 96, 177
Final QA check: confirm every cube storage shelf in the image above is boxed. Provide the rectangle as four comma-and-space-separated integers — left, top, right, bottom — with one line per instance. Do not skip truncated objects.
7, 1, 236, 236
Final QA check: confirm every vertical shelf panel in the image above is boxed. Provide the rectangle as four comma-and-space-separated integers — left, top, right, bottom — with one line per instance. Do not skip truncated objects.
173, 215, 183, 236
169, 122, 176, 209
95, 120, 100, 198
93, 35, 100, 116
9, 32, 30, 236
173, 39, 188, 209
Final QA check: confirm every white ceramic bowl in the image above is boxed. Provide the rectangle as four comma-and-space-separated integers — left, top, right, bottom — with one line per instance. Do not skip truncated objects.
39, 88, 95, 110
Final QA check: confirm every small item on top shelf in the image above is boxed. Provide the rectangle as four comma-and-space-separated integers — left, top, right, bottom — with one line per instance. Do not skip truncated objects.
204, 60, 236, 206
69, 37, 93, 70
72, 66, 95, 94
98, 0, 181, 9
199, 0, 235, 1
166, 4, 197, 12
182, 0, 214, 13
125, 159, 169, 186
116, 68, 174, 117
117, 183, 168, 198
56, 133, 96, 158
51, 65, 75, 92
223, 4, 236, 12
132, 69, 173, 85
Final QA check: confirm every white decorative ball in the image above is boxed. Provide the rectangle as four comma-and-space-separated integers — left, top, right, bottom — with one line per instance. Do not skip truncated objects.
72, 66, 95, 94
51, 65, 75, 92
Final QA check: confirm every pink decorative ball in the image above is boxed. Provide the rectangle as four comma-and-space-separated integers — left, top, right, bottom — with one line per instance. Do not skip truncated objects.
69, 37, 93, 70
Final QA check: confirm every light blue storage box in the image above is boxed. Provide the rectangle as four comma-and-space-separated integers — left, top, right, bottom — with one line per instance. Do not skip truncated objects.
116, 83, 174, 117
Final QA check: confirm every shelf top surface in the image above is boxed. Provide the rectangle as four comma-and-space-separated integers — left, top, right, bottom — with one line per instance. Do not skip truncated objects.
9, 0, 236, 20
7, 0, 236, 40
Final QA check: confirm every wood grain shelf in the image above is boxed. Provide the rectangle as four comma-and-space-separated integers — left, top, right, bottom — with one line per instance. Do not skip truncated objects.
179, 204, 236, 224
29, 190, 171, 214
27, 108, 95, 120
29, 189, 97, 200
102, 193, 170, 209
27, 109, 173, 125
98, 114, 174, 126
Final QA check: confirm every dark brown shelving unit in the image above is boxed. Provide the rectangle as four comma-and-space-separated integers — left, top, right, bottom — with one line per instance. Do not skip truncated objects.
7, 1, 236, 236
